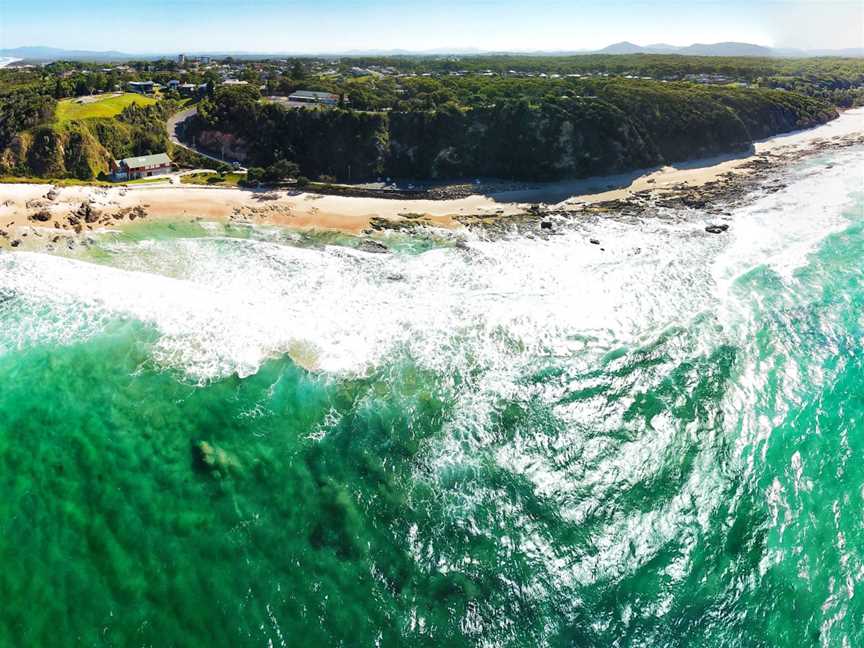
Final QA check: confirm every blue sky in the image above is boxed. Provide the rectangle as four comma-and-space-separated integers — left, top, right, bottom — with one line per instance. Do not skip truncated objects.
1, 0, 861, 53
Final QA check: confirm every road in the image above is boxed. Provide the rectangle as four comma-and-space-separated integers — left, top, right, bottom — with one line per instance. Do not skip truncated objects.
167, 107, 245, 170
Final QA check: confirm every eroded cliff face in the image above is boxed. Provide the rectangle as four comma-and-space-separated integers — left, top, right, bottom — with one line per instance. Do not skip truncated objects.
0, 125, 111, 179
1, 102, 174, 180
194, 130, 251, 163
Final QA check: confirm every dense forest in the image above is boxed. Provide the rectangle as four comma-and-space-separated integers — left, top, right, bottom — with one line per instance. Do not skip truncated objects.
190, 79, 836, 182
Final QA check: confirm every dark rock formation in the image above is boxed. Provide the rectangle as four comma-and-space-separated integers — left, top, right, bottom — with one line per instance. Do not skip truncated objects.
357, 239, 390, 254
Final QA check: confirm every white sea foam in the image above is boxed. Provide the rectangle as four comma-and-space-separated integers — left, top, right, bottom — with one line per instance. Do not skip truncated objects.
1, 142, 862, 625
1, 144, 862, 386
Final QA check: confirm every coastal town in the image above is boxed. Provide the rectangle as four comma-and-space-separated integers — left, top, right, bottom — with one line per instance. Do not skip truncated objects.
10, 49, 857, 111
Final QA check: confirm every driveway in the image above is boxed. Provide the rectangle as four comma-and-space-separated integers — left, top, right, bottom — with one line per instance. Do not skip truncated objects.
166, 107, 239, 168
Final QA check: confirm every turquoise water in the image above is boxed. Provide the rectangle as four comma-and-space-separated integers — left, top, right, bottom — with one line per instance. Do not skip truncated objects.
1, 146, 863, 646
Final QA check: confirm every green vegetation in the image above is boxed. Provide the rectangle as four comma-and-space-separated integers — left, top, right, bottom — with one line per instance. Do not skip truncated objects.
180, 171, 244, 186
0, 82, 180, 180
266, 54, 864, 110
125, 176, 172, 185
0, 175, 114, 186
1, 53, 861, 183
55, 93, 158, 123
190, 79, 836, 182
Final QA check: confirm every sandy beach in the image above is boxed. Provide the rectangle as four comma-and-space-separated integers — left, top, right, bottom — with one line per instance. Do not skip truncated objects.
1, 108, 862, 248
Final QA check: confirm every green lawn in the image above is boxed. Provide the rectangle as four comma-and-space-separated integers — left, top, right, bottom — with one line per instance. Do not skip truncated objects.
124, 176, 172, 185
180, 172, 244, 187
56, 93, 158, 123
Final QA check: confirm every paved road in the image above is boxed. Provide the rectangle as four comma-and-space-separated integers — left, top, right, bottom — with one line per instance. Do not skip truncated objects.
166, 107, 245, 170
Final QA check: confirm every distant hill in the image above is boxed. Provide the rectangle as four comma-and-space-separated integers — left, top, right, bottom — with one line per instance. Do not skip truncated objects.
600, 41, 773, 57
596, 41, 863, 58
598, 42, 646, 55
0, 46, 132, 61
1, 43, 862, 62
679, 42, 774, 57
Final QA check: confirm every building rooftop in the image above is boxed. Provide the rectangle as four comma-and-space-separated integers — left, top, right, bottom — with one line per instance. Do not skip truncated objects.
289, 90, 339, 100
118, 153, 171, 168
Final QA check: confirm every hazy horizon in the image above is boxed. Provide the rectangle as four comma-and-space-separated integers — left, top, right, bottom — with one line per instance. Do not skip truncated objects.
1, 0, 862, 54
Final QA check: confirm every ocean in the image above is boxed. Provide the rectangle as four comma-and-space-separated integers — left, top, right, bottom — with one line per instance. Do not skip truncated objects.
1, 142, 863, 646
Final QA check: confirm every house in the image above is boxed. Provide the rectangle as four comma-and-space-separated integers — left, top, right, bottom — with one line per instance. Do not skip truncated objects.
166, 79, 180, 91
110, 153, 172, 181
128, 81, 154, 94
178, 83, 198, 97
221, 79, 249, 86
288, 90, 340, 106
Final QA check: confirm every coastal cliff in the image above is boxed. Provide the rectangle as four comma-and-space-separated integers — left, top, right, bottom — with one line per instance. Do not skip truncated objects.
0, 76, 837, 183
190, 81, 837, 182
0, 101, 175, 180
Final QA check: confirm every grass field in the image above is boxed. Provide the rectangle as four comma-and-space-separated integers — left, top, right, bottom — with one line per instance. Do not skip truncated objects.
125, 176, 172, 185
56, 93, 158, 123
180, 172, 244, 187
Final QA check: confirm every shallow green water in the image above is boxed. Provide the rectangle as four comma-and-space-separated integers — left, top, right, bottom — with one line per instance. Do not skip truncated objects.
1, 146, 864, 646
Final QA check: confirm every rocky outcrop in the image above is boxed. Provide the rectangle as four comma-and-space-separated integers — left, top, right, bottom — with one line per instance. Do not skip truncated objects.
195, 130, 250, 163
192, 440, 240, 478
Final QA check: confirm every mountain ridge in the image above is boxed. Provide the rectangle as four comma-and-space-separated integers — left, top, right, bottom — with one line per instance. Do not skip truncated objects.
2, 42, 862, 61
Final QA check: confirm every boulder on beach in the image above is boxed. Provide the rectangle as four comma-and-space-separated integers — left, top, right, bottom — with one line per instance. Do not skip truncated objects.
76, 202, 100, 223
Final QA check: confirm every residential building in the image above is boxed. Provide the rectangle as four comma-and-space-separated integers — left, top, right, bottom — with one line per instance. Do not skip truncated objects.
178, 83, 199, 97
128, 81, 154, 94
178, 53, 186, 65
110, 153, 172, 181
288, 90, 340, 106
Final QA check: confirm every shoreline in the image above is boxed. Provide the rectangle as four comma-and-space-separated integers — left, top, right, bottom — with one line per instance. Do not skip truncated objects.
1, 109, 862, 249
